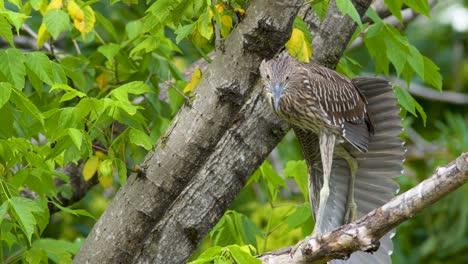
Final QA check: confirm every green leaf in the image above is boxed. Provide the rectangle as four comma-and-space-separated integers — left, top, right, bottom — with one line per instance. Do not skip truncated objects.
10, 88, 45, 126
98, 43, 121, 61
114, 158, 127, 185
407, 45, 424, 80
58, 107, 79, 128
0, 201, 8, 226
337, 55, 362, 78
175, 23, 196, 44
26, 67, 44, 96
0, 48, 25, 90
227, 245, 261, 264
365, 7, 383, 24
423, 56, 442, 91
197, 11, 213, 40
67, 128, 83, 150
25, 52, 54, 85
108, 81, 152, 102
27, 169, 56, 197
384, 0, 403, 22
32, 238, 81, 264
31, 0, 46, 10
130, 36, 160, 57
310, 0, 330, 21
51, 202, 95, 219
384, 28, 407, 76
189, 246, 222, 264
24, 247, 48, 264
210, 211, 262, 248
0, 16, 14, 47
1, 10, 28, 32
9, 197, 45, 243
125, 20, 143, 40
51, 62, 67, 84
98, 159, 114, 188
283, 160, 309, 201
129, 128, 153, 150
364, 27, 389, 75
0, 82, 12, 109
336, 0, 362, 25
404, 0, 431, 16
394, 85, 416, 116
261, 161, 286, 188
44, 9, 72, 39
146, 0, 184, 29
414, 98, 427, 125
287, 204, 312, 229
95, 12, 119, 41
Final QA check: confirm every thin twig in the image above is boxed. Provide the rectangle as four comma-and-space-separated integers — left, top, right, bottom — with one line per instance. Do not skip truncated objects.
164, 81, 192, 107
72, 39, 82, 55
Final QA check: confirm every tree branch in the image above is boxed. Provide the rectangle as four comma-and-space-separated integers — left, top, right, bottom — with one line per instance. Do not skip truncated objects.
258, 152, 468, 263
392, 78, 468, 105
363, 73, 468, 105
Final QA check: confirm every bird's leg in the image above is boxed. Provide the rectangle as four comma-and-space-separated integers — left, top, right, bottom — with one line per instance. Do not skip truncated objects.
340, 148, 358, 224
313, 130, 336, 236
289, 130, 335, 258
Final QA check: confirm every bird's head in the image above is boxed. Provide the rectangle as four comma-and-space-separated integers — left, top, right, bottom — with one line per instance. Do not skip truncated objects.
259, 57, 299, 113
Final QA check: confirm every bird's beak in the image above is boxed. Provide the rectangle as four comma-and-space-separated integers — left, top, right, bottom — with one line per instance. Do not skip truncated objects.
272, 83, 284, 112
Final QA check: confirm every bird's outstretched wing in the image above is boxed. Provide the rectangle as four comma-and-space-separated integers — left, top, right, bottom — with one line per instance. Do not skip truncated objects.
295, 76, 404, 264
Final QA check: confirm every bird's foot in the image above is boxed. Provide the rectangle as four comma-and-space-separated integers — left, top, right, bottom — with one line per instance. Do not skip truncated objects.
289, 230, 321, 258
343, 201, 357, 224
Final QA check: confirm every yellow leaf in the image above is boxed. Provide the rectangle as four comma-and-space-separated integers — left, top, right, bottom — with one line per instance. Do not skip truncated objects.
183, 67, 202, 93
82, 156, 100, 181
220, 15, 232, 37
98, 159, 114, 188
215, 4, 224, 14
95, 151, 107, 159
67, 0, 85, 33
37, 23, 51, 48
96, 72, 108, 89
285, 28, 312, 63
81, 6, 96, 38
234, 8, 245, 15
46, 0, 62, 11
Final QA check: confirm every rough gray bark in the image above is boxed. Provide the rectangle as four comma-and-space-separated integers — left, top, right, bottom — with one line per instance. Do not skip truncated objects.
258, 152, 468, 263
74, 0, 302, 263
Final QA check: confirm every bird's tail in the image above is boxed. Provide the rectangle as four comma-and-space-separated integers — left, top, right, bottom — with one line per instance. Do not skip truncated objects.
302, 77, 405, 264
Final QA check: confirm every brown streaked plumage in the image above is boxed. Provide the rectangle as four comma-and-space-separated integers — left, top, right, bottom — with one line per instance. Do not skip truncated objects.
260, 58, 374, 152
259, 57, 404, 264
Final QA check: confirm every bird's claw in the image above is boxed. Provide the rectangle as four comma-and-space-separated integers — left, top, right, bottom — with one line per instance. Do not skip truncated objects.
289, 231, 320, 258
344, 201, 357, 224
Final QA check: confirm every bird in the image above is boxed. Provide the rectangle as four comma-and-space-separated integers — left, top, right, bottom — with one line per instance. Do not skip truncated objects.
259, 57, 405, 263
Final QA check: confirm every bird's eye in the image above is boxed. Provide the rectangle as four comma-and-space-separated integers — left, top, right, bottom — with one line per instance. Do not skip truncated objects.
266, 74, 270, 79
285, 76, 289, 81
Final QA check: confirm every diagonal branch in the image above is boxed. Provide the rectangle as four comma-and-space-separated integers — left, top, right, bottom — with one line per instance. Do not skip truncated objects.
258, 152, 468, 263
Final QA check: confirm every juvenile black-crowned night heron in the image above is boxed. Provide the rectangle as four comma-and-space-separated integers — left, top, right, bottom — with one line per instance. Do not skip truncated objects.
260, 57, 405, 264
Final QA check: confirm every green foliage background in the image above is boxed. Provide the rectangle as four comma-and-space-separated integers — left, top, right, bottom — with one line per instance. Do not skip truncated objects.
0, 0, 466, 263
